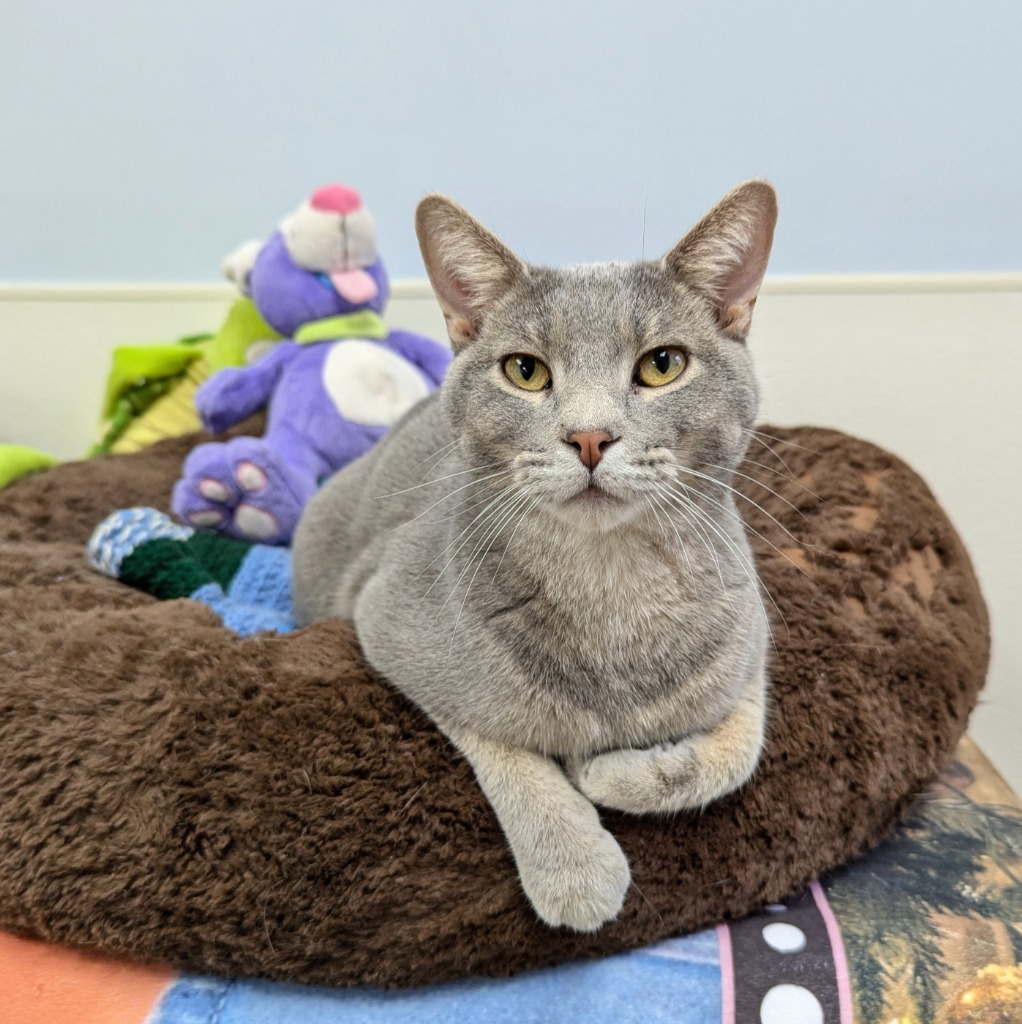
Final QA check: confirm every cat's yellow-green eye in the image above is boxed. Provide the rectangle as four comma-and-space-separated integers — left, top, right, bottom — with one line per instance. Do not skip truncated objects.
635, 347, 687, 387
503, 354, 551, 392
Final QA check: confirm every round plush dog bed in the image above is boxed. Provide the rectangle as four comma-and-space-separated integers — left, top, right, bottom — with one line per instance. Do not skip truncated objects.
0, 425, 988, 988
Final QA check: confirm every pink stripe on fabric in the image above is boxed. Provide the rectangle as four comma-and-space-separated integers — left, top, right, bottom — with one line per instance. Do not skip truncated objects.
810, 880, 854, 1024
716, 923, 736, 1024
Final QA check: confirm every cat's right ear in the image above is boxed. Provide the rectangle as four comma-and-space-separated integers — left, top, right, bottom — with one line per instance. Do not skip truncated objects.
416, 196, 527, 351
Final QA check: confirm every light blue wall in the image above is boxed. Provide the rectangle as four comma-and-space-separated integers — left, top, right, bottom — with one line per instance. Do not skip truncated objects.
2, 0, 1019, 281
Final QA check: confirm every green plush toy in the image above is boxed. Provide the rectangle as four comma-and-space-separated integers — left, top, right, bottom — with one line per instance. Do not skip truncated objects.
0, 297, 278, 491
0, 445, 59, 489
92, 298, 280, 456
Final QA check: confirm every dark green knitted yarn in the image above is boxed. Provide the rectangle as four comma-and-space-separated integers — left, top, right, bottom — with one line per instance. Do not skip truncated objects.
119, 532, 254, 600
120, 538, 216, 600
184, 532, 251, 589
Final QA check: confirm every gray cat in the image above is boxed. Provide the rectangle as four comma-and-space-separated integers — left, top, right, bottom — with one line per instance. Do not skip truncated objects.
292, 180, 777, 932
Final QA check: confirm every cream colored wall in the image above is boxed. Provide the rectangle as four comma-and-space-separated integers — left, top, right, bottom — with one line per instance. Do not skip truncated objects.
749, 278, 1022, 798
1, 277, 1019, 792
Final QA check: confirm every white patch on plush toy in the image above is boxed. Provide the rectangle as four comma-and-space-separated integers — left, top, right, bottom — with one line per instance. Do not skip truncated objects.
283, 185, 378, 276
190, 510, 225, 528
199, 478, 231, 503
221, 239, 264, 295
235, 504, 279, 541
322, 341, 431, 427
235, 461, 268, 493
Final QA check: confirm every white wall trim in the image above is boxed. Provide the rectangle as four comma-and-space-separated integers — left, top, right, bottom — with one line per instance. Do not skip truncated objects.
0, 281, 436, 303
0, 272, 1019, 303
762, 272, 1021, 295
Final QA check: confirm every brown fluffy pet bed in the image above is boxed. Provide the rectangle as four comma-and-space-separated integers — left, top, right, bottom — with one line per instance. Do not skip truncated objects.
0, 426, 988, 988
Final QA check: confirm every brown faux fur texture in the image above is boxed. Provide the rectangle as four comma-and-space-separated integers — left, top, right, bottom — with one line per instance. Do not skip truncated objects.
0, 426, 988, 988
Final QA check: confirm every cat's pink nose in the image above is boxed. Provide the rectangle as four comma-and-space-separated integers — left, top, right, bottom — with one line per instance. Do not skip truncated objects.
310, 184, 362, 215
566, 430, 616, 470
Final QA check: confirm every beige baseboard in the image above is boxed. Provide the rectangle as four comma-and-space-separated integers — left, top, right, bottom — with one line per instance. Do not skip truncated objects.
2, 271, 1020, 302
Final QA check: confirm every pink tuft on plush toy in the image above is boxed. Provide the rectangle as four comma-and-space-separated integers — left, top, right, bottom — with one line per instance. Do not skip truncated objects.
310, 184, 363, 214
171, 186, 452, 545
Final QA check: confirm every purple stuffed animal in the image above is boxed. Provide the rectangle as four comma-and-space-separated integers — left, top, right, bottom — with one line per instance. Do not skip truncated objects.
172, 185, 451, 544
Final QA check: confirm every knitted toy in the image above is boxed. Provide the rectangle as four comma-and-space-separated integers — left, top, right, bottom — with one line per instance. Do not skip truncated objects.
171, 184, 451, 545
89, 507, 295, 637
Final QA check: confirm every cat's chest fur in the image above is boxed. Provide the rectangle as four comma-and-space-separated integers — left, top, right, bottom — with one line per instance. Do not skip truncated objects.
513, 519, 694, 651
491, 518, 738, 697
358, 508, 751, 755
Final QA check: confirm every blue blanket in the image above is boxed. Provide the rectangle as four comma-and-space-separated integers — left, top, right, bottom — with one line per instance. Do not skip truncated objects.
154, 930, 723, 1024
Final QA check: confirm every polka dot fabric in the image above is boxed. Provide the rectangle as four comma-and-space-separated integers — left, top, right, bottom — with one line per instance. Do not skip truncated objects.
723, 883, 851, 1022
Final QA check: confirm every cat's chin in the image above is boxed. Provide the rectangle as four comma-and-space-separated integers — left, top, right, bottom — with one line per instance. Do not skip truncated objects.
551, 485, 640, 532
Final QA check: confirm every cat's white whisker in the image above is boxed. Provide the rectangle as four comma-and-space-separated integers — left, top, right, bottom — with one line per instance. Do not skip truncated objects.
436, 488, 531, 616
659, 480, 779, 636
734, 456, 792, 480
417, 483, 515, 528
645, 489, 694, 579
443, 489, 534, 657
374, 463, 504, 500
643, 495, 669, 546
651, 485, 739, 620
734, 451, 849, 511
393, 470, 512, 535
408, 438, 459, 473
748, 427, 820, 457
431, 492, 527, 632
640, 192, 648, 261
651, 489, 700, 589
650, 491, 702, 590
630, 877, 664, 925
415, 484, 520, 592
673, 475, 822, 581
669, 469, 816, 581
490, 495, 541, 584
743, 432, 844, 511
697, 461, 813, 525
674, 493, 766, 597
743, 431, 800, 477
418, 486, 530, 607
733, 453, 837, 501
665, 480, 787, 644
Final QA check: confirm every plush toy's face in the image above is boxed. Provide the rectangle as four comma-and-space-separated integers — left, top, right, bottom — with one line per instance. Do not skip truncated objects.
237, 184, 392, 338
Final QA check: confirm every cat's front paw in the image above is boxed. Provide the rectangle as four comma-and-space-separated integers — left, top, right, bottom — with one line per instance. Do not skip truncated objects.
568, 740, 705, 814
517, 818, 630, 932
570, 730, 762, 814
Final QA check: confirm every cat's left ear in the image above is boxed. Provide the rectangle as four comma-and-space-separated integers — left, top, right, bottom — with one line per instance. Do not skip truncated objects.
664, 180, 777, 340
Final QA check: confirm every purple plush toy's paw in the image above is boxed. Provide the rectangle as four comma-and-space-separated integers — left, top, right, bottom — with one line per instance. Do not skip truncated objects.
172, 438, 318, 545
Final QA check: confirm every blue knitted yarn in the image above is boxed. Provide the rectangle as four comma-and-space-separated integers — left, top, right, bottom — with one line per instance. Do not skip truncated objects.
190, 544, 296, 636
228, 544, 294, 615
88, 507, 193, 577
191, 581, 296, 637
